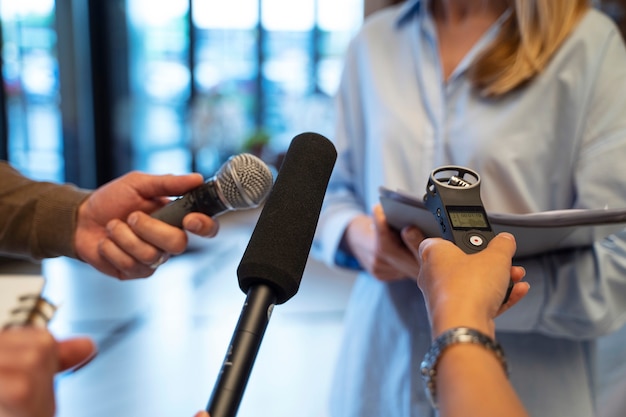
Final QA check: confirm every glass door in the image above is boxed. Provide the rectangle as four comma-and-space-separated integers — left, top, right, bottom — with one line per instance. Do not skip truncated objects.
127, 0, 192, 175
1, 0, 364, 182
190, 0, 259, 174
126, 0, 363, 176
1, 0, 63, 181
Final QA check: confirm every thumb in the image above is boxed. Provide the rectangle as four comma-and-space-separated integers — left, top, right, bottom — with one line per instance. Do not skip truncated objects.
57, 337, 98, 372
400, 226, 425, 254
194, 412, 210, 417
482, 232, 517, 261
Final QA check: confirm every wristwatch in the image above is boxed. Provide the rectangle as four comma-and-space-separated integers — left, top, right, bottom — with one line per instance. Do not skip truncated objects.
420, 327, 508, 408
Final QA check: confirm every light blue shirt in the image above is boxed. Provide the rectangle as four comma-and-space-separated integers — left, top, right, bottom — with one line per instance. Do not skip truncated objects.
313, 1, 626, 416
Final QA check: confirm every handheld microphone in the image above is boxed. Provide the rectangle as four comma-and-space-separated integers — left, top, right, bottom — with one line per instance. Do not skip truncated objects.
151, 153, 274, 227
206, 132, 337, 417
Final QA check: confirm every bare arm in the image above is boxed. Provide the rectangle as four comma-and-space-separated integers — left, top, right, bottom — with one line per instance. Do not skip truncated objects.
402, 230, 530, 417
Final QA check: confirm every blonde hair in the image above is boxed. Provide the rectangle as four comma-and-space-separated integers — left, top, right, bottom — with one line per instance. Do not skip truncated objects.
470, 0, 590, 97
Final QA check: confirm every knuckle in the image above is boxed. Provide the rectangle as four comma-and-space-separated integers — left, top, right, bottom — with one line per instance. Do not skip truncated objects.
118, 258, 138, 272
138, 249, 161, 266
170, 240, 187, 255
5, 375, 33, 406
164, 234, 187, 255
125, 171, 143, 181
418, 242, 435, 261
106, 219, 125, 236
19, 349, 49, 372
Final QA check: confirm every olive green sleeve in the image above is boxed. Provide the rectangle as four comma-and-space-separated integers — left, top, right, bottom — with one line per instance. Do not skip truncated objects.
0, 161, 91, 260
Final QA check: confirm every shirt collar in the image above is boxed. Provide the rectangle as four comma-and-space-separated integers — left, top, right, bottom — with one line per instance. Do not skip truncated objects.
396, 0, 426, 28
395, 0, 512, 29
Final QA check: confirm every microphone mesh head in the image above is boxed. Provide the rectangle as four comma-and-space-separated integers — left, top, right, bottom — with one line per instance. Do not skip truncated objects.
215, 153, 274, 209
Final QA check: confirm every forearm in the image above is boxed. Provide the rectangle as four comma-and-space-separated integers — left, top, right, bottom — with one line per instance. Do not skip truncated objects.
437, 343, 529, 417
0, 162, 90, 259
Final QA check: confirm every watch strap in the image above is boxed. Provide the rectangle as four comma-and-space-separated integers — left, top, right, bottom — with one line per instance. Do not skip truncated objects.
420, 327, 508, 408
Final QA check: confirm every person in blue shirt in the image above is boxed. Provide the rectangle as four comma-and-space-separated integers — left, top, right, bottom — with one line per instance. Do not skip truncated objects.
313, 0, 626, 416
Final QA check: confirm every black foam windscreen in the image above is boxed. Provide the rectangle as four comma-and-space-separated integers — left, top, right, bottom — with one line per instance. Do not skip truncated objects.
237, 132, 337, 304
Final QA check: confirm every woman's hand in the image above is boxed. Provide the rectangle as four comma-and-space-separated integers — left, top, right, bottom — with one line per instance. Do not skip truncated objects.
343, 204, 425, 281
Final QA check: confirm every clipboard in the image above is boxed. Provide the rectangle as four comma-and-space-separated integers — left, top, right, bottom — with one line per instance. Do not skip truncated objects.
0, 275, 56, 329
379, 186, 626, 258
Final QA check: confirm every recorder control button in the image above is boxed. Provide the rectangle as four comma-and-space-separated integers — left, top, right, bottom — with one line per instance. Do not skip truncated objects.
468, 234, 484, 248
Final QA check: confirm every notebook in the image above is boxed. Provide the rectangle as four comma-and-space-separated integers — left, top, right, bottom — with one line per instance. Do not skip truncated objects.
379, 186, 626, 258
0, 275, 56, 329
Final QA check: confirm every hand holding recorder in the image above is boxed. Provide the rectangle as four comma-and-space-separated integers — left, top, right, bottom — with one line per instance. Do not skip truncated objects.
423, 166, 514, 304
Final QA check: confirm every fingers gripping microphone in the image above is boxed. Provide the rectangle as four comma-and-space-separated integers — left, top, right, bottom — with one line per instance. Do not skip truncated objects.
151, 153, 274, 227
206, 132, 337, 417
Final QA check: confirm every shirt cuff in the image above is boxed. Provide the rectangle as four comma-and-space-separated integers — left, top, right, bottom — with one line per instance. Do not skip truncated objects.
313, 206, 364, 269
33, 185, 91, 259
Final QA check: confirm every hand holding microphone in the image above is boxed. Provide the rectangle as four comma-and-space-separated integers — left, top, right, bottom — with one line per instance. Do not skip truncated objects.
151, 153, 274, 228
74, 154, 272, 280
75, 171, 220, 279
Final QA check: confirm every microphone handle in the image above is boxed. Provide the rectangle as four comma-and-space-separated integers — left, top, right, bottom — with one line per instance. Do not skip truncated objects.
151, 179, 229, 228
207, 285, 277, 417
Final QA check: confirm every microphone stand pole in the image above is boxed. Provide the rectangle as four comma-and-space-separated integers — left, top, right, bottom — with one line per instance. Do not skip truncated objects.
206, 285, 277, 417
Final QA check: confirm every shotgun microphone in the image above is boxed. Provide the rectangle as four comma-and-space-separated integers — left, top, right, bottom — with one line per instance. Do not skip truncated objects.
205, 132, 337, 417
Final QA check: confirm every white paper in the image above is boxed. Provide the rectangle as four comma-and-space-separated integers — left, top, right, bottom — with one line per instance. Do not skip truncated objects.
0, 275, 46, 327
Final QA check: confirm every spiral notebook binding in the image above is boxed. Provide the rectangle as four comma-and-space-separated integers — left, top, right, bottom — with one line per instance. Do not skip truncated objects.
3, 294, 57, 329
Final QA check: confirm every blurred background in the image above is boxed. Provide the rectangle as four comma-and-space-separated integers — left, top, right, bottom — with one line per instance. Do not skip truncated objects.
0, 0, 366, 186
1, 1, 626, 417
2, 0, 623, 187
